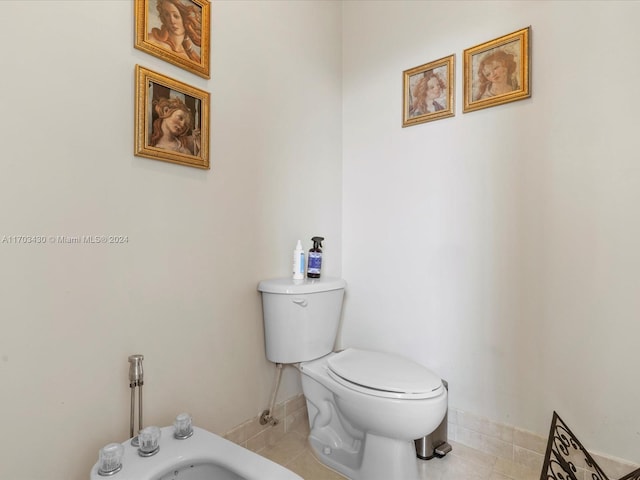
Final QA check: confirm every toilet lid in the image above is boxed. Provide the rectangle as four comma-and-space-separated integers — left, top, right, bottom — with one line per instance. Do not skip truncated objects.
327, 348, 443, 399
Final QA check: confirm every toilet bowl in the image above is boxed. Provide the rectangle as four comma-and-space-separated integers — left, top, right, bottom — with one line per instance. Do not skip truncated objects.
258, 277, 448, 480
299, 349, 447, 480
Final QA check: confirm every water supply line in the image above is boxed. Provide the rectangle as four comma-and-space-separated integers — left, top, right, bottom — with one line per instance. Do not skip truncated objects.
260, 363, 283, 426
128, 354, 144, 446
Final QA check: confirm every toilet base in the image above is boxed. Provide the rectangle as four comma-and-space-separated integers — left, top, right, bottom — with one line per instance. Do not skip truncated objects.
309, 432, 420, 480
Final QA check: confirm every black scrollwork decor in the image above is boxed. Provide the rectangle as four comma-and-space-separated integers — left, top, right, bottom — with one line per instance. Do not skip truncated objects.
620, 470, 640, 480
541, 412, 640, 480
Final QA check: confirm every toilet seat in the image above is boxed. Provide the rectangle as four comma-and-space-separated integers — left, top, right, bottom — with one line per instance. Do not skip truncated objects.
326, 348, 443, 400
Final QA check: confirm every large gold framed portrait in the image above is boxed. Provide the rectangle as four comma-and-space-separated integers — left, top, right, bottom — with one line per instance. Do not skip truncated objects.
463, 27, 531, 113
403, 54, 455, 127
135, 65, 210, 169
135, 0, 211, 79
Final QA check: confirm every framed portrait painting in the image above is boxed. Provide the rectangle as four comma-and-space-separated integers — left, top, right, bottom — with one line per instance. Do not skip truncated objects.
403, 54, 455, 127
134, 0, 211, 79
463, 26, 530, 113
135, 65, 210, 169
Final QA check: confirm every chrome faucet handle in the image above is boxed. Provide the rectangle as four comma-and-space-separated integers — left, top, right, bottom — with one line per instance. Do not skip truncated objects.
97, 443, 124, 476
138, 426, 161, 457
174, 413, 194, 439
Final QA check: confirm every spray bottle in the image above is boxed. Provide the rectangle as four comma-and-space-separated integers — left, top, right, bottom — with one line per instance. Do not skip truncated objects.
292, 240, 305, 280
307, 236, 324, 279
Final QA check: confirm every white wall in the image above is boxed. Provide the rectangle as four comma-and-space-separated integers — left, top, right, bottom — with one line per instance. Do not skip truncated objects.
342, 0, 640, 463
0, 1, 342, 479
3, 1, 639, 477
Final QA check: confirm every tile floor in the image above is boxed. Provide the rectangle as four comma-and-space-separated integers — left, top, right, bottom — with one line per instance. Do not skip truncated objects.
255, 426, 541, 480
238, 396, 638, 480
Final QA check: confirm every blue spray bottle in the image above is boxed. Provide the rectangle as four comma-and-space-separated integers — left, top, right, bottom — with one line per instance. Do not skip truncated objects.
307, 236, 324, 279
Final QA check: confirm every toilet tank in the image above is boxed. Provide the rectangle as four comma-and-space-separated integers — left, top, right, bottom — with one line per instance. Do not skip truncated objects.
258, 277, 346, 364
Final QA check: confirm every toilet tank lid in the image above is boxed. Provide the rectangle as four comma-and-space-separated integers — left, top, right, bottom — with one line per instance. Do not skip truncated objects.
258, 277, 346, 294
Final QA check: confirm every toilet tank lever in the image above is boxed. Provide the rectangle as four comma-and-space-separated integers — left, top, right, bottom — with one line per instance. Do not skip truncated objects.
292, 298, 308, 307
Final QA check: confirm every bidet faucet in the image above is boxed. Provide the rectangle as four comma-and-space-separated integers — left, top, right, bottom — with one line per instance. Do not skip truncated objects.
129, 354, 144, 387
128, 354, 144, 444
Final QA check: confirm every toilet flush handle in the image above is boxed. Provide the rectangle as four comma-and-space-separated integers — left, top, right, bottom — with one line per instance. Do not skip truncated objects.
292, 297, 308, 307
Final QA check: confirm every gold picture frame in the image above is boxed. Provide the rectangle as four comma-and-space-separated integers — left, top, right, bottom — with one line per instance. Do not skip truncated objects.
403, 54, 455, 127
463, 26, 531, 113
135, 0, 211, 79
135, 65, 210, 169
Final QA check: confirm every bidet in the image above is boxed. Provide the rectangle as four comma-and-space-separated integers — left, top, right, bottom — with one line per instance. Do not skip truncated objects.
90, 415, 302, 480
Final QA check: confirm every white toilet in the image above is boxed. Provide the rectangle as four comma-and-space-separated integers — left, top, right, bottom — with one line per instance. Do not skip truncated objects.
258, 277, 447, 480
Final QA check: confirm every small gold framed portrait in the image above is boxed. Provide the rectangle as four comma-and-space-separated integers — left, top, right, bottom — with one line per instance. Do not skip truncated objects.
135, 0, 211, 79
463, 27, 531, 113
403, 54, 455, 127
135, 65, 210, 169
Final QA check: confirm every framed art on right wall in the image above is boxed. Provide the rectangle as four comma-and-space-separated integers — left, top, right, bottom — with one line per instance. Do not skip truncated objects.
402, 54, 455, 127
463, 26, 530, 113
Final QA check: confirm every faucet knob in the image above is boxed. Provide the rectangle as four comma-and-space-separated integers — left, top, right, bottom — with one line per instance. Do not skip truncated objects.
97, 443, 124, 476
174, 413, 194, 439
138, 426, 161, 457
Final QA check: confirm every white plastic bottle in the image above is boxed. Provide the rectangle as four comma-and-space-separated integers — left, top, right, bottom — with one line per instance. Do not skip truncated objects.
292, 240, 305, 280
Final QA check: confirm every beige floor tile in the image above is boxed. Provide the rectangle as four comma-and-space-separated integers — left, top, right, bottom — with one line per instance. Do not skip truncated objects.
286, 450, 348, 480
257, 431, 308, 467
260, 429, 554, 480
493, 457, 540, 480
417, 453, 493, 480
488, 472, 513, 480
448, 441, 498, 470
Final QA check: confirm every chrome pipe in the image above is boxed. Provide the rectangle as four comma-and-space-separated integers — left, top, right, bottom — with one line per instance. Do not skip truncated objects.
260, 363, 283, 426
138, 383, 143, 434
130, 387, 135, 439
